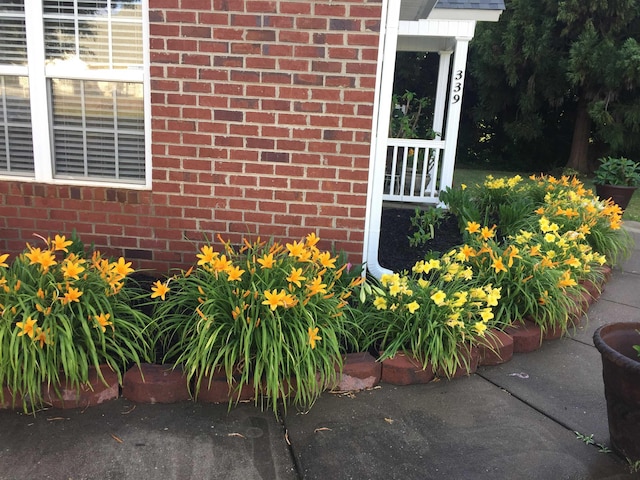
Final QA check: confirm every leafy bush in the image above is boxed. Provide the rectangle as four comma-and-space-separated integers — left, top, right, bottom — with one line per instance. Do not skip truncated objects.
0, 234, 152, 411
441, 174, 633, 266
408, 207, 447, 247
361, 253, 501, 377
593, 157, 640, 186
152, 234, 366, 414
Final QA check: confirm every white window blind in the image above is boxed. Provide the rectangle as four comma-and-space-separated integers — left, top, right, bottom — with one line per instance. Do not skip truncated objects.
0, 1, 34, 175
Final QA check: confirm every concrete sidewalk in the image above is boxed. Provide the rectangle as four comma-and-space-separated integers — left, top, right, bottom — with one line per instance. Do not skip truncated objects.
1, 225, 640, 480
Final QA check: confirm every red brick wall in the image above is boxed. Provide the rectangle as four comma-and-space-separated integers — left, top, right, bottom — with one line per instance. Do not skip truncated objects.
0, 0, 382, 274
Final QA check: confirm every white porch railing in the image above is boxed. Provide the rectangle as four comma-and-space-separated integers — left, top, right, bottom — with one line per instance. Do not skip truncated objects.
383, 138, 445, 204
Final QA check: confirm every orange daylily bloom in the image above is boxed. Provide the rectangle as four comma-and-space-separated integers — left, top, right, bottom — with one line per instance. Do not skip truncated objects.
151, 280, 170, 300
308, 327, 322, 349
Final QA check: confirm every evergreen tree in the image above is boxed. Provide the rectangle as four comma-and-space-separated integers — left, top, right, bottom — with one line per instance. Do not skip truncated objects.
469, 0, 640, 173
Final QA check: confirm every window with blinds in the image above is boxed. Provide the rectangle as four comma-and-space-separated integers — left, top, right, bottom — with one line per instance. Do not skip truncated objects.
0, 0, 147, 186
52, 79, 144, 180
0, 1, 34, 175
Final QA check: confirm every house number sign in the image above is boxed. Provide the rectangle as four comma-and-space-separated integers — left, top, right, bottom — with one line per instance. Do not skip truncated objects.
451, 70, 464, 104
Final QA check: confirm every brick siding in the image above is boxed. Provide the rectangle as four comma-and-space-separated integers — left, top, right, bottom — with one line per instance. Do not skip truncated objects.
1, 0, 382, 274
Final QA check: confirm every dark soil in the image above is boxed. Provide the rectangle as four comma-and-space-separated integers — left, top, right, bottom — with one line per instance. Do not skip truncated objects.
378, 207, 464, 272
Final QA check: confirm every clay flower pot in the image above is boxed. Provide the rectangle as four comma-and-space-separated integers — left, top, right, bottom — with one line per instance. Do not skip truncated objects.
595, 184, 637, 210
593, 322, 640, 461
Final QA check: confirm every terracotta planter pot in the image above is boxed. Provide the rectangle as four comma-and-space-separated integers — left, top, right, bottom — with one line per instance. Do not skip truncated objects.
595, 184, 637, 210
593, 322, 640, 461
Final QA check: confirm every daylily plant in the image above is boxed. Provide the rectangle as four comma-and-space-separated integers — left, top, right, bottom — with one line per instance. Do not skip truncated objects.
152, 233, 368, 414
0, 234, 151, 411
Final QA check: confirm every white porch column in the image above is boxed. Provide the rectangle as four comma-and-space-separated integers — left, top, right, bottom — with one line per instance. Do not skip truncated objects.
432, 50, 452, 139
362, 0, 401, 279
439, 37, 470, 195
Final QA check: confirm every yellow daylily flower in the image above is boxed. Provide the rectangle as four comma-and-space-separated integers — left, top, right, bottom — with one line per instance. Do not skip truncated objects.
308, 327, 322, 349
113, 257, 134, 277
197, 245, 217, 266
262, 289, 287, 311
257, 253, 275, 269
286, 240, 306, 258
287, 267, 306, 288
373, 296, 387, 310
491, 257, 507, 273
430, 290, 446, 306
34, 327, 51, 348
480, 226, 496, 240
406, 301, 420, 314
151, 280, 170, 300
316, 252, 337, 269
226, 265, 245, 282
0, 253, 9, 268
212, 254, 232, 273
479, 309, 494, 322
16, 317, 37, 339
474, 321, 487, 336
305, 232, 320, 247
62, 287, 83, 304
52, 234, 73, 252
558, 271, 577, 289
62, 260, 85, 280
459, 245, 476, 260
465, 221, 481, 234
306, 276, 327, 296
94, 313, 113, 333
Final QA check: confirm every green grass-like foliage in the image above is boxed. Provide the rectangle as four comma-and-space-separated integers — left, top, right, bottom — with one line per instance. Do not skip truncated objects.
441, 174, 633, 266
408, 207, 446, 248
0, 234, 152, 411
361, 253, 502, 378
152, 234, 365, 414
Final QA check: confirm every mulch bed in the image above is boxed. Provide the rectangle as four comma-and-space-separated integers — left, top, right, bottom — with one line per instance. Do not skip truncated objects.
378, 207, 464, 272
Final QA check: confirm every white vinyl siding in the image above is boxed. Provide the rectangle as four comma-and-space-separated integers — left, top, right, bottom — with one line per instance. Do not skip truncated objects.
0, 0, 149, 188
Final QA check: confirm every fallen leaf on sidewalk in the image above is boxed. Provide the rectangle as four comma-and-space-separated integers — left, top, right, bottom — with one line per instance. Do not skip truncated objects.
284, 430, 291, 445
314, 427, 332, 433
227, 432, 246, 439
384, 418, 394, 424
111, 434, 123, 443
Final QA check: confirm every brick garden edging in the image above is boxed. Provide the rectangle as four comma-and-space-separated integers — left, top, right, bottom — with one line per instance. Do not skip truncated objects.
0, 273, 607, 410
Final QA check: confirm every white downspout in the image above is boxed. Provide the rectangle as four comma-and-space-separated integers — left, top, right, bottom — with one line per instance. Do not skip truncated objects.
362, 0, 401, 279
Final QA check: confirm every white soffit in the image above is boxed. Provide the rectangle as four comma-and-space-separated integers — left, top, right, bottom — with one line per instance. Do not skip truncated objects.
429, 8, 503, 22
397, 18, 476, 51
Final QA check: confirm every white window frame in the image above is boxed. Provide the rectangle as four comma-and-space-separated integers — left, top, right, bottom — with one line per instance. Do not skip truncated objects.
0, 0, 151, 189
